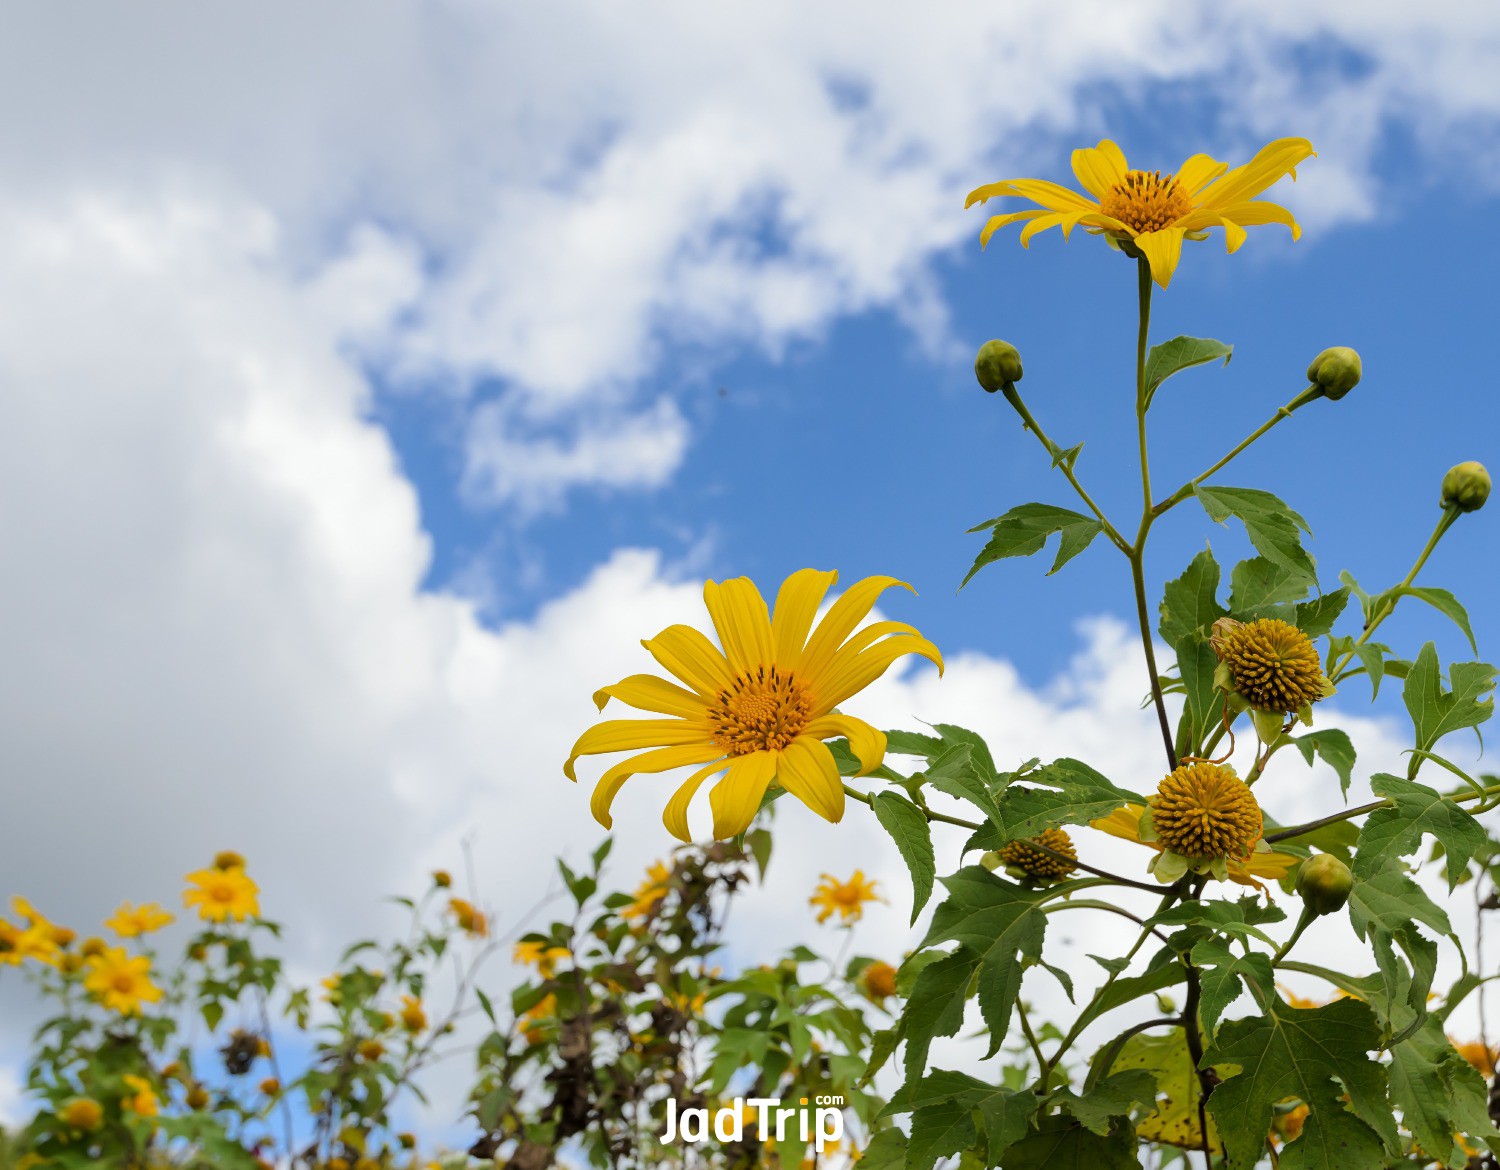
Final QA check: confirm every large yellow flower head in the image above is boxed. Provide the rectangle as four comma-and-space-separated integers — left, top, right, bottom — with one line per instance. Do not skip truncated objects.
967, 137, 1315, 288
567, 570, 942, 841
183, 866, 260, 923
1211, 617, 1331, 715
83, 946, 163, 1015
1092, 802, 1295, 891
809, 870, 883, 925
1150, 763, 1263, 861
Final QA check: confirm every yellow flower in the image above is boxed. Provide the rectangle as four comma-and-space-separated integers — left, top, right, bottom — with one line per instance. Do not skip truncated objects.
1211, 617, 1332, 715
399, 995, 427, 1033
121, 1074, 159, 1117
83, 946, 163, 1015
58, 1097, 104, 1132
622, 861, 673, 921
857, 960, 898, 1002
567, 570, 942, 841
1091, 803, 1296, 891
1150, 763, 1262, 860
447, 897, 488, 938
512, 940, 570, 976
520, 993, 557, 1044
809, 870, 883, 925
966, 137, 1315, 288
258, 1077, 280, 1096
356, 1038, 385, 1062
997, 827, 1079, 880
183, 866, 259, 923
105, 901, 175, 938
1, 897, 63, 967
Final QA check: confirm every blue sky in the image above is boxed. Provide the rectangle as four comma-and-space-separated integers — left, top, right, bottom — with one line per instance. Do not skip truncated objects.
2, 0, 1500, 1140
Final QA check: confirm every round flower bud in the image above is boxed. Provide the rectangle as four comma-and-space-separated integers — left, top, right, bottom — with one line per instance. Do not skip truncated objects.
1305, 346, 1361, 400
59, 1097, 104, 1132
1295, 853, 1353, 916
186, 1085, 210, 1111
975, 339, 1023, 393
1148, 763, 1262, 860
996, 827, 1078, 879
1441, 461, 1490, 513
857, 960, 898, 1002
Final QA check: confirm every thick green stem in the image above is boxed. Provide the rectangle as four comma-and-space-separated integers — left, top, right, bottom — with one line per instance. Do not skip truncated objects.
1266, 782, 1500, 845
1135, 258, 1154, 510
1272, 905, 1316, 966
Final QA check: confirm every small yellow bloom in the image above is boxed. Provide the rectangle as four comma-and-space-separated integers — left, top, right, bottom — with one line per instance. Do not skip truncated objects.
967, 137, 1315, 288
258, 1077, 280, 1096
1, 897, 63, 967
566, 569, 942, 841
58, 1097, 104, 1132
121, 1074, 159, 1117
809, 870, 883, 925
183, 866, 259, 923
1091, 803, 1296, 891
399, 995, 427, 1033
512, 940, 571, 976
432, 869, 452, 888
857, 960, 898, 1002
519, 993, 557, 1044
622, 861, 673, 921
447, 897, 488, 938
356, 1038, 385, 1062
105, 901, 175, 938
83, 946, 163, 1015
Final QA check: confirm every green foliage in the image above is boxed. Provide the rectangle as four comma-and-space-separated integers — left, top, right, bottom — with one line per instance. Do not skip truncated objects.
964, 502, 1105, 583
1142, 335, 1233, 410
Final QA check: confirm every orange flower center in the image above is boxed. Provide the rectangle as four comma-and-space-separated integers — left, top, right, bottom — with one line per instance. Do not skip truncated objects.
112, 972, 136, 993
211, 882, 235, 903
1100, 169, 1192, 234
708, 665, 813, 755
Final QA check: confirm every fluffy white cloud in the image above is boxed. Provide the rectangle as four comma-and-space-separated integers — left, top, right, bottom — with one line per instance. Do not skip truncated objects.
4, 3, 1500, 500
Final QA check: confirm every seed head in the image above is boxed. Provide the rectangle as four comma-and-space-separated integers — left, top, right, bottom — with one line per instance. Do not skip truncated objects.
1149, 763, 1262, 860
997, 827, 1078, 879
1211, 617, 1329, 714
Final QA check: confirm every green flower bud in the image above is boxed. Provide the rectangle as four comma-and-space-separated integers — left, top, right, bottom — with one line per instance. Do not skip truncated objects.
975, 339, 1023, 393
1295, 852, 1353, 916
1441, 461, 1490, 513
1305, 346, 1361, 400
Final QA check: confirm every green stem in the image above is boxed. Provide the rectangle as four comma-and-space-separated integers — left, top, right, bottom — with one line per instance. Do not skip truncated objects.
1135, 258, 1154, 510
1271, 905, 1316, 966
1017, 1001, 1049, 1084
1265, 782, 1500, 845
1000, 386, 1130, 554
1328, 507, 1460, 683
1154, 387, 1320, 516
1132, 547, 1177, 769
841, 782, 980, 831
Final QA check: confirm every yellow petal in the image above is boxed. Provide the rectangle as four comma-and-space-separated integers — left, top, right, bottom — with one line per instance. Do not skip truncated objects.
590, 744, 725, 828
703, 577, 774, 675
593, 674, 708, 717
803, 714, 887, 776
995, 178, 1101, 215
1175, 209, 1247, 253
1135, 228, 1185, 289
979, 208, 1047, 248
1070, 140, 1128, 199
641, 624, 734, 695
965, 179, 1022, 208
805, 620, 922, 694
564, 718, 708, 782
662, 759, 730, 843
1195, 138, 1315, 211
816, 635, 944, 710
1017, 211, 1072, 248
1174, 152, 1229, 195
1214, 198, 1301, 241
709, 751, 778, 839
799, 576, 913, 691
775, 737, 846, 824
770, 569, 838, 670
1090, 803, 1146, 843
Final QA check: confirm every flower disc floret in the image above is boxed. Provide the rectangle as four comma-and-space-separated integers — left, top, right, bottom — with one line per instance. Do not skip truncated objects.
1211, 617, 1329, 714
1149, 764, 1262, 860
997, 827, 1078, 879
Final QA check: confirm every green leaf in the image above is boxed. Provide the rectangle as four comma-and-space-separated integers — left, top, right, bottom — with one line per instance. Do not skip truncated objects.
928, 723, 1001, 778
1142, 335, 1233, 410
964, 503, 1105, 585
1053, 1070, 1158, 1136
919, 868, 1049, 1061
1101, 1028, 1218, 1153
1195, 486, 1316, 585
1388, 1018, 1500, 1168
1159, 547, 1226, 646
990, 758, 1145, 843
1174, 636, 1221, 762
1347, 861, 1451, 1036
1229, 555, 1310, 614
872, 791, 936, 924
1289, 728, 1356, 798
886, 1070, 1035, 1170
900, 949, 976, 1079
997, 1115, 1140, 1170
921, 744, 999, 827
1203, 997, 1398, 1170
1402, 642, 1497, 758
1190, 937, 1274, 1039
1356, 773, 1486, 888
857, 1128, 908, 1170
1295, 587, 1350, 639
1396, 585, 1478, 653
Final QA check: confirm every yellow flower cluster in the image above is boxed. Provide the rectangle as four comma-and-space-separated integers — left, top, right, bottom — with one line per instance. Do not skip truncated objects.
809, 870, 882, 925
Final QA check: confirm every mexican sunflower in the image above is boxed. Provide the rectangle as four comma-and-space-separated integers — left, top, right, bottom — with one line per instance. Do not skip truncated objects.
1091, 803, 1298, 891
566, 570, 943, 841
967, 137, 1315, 288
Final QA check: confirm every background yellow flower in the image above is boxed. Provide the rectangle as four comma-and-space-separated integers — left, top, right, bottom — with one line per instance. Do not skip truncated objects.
809, 870, 883, 924
183, 866, 260, 923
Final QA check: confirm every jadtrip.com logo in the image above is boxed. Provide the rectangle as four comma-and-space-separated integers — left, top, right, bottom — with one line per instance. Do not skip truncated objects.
660, 1094, 845, 1151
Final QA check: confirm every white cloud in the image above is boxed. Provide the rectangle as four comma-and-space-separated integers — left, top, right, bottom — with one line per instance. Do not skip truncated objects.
5, 3, 1500, 501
